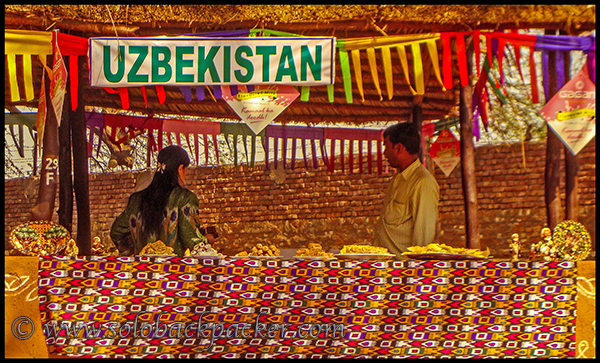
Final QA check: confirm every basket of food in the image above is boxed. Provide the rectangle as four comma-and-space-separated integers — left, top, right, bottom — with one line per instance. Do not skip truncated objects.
9, 221, 71, 256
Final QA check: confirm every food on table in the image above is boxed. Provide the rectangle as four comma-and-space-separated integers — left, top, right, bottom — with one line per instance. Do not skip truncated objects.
295, 243, 335, 259
139, 240, 176, 255
402, 243, 490, 258
340, 244, 391, 255
235, 243, 280, 257
184, 240, 224, 257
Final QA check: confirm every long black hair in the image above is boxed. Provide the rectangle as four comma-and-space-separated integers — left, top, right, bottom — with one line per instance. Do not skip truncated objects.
139, 145, 190, 241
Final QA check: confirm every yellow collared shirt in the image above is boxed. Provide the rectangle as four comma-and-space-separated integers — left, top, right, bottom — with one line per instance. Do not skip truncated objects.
374, 159, 439, 256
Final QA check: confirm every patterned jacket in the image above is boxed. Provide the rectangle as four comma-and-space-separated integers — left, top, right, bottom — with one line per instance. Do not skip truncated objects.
110, 187, 207, 256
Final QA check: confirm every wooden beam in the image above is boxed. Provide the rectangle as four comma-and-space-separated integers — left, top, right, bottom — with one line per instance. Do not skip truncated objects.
131, 18, 596, 37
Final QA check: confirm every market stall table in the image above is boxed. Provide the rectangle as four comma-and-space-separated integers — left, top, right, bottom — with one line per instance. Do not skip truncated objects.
4, 256, 596, 358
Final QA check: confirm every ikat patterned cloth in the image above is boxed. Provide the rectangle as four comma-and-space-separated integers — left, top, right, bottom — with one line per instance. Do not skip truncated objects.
38, 257, 578, 358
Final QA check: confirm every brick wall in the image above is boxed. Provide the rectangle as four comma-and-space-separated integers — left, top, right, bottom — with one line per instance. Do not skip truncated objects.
5, 139, 595, 258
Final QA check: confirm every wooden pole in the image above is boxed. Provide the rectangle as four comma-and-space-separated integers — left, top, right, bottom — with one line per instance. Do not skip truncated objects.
565, 150, 579, 221
563, 44, 579, 222
70, 55, 92, 256
544, 29, 563, 229
30, 62, 59, 222
459, 34, 481, 250
412, 95, 424, 163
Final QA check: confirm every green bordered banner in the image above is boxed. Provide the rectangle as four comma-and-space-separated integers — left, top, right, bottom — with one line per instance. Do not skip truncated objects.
89, 37, 336, 87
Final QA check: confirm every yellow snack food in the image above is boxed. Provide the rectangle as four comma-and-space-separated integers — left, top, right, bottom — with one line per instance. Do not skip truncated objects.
235, 244, 280, 257
402, 243, 490, 257
296, 243, 335, 258
340, 245, 391, 255
139, 240, 176, 255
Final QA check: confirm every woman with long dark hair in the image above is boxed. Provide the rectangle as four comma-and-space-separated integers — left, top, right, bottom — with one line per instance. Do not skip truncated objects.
110, 145, 209, 256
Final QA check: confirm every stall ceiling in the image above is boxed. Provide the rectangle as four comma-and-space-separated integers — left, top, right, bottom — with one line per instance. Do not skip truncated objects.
4, 5, 596, 125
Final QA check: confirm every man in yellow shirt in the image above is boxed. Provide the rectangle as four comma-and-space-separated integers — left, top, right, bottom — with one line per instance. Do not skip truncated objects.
374, 122, 439, 257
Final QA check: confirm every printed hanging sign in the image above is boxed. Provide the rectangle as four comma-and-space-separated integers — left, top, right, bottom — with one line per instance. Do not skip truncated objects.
50, 34, 68, 126
540, 68, 596, 155
221, 85, 300, 134
89, 37, 335, 87
429, 129, 461, 177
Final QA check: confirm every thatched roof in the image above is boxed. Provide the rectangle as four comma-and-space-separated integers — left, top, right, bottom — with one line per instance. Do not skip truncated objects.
4, 5, 596, 126
5, 5, 597, 36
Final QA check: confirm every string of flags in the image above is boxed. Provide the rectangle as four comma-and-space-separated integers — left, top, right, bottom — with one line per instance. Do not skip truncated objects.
5, 27, 596, 173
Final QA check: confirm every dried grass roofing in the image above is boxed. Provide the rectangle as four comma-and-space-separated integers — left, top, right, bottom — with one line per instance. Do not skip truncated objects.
5, 5, 597, 33
4, 5, 596, 126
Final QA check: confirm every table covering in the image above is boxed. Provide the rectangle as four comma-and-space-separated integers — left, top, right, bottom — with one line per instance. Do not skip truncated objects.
34, 256, 580, 358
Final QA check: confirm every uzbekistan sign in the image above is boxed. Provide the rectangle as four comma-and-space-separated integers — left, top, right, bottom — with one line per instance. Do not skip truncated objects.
89, 37, 336, 87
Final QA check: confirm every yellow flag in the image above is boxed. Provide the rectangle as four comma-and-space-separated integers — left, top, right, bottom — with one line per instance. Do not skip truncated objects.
5, 30, 52, 102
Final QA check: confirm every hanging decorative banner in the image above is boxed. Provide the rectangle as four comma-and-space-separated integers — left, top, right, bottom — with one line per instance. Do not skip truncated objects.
50, 32, 68, 125
540, 68, 596, 155
221, 84, 300, 134
36, 69, 47, 147
89, 36, 335, 87
429, 129, 461, 177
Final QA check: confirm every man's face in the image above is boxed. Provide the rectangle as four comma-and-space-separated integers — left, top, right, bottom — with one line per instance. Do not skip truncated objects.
383, 136, 401, 169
